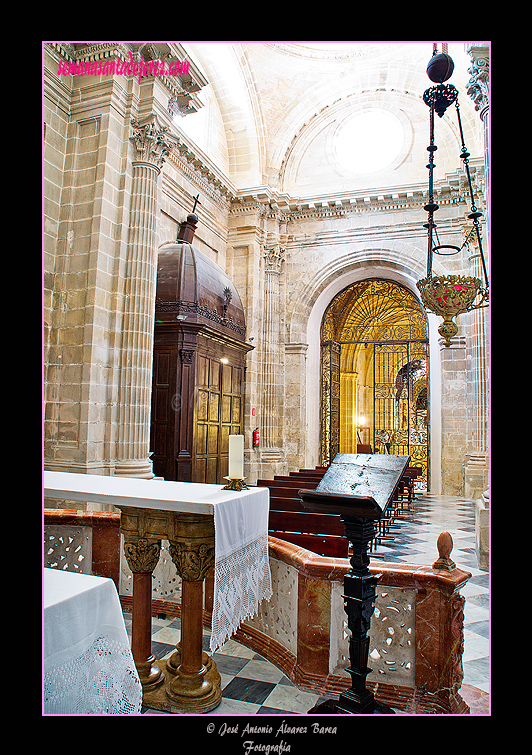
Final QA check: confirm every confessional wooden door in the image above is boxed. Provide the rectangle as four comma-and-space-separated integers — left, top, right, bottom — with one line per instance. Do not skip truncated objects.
195, 353, 243, 484
151, 331, 245, 484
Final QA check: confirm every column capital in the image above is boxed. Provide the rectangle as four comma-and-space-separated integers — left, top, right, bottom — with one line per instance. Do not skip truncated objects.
168, 540, 215, 581
263, 244, 285, 273
130, 115, 179, 170
168, 513, 215, 582
123, 536, 162, 574
466, 44, 489, 114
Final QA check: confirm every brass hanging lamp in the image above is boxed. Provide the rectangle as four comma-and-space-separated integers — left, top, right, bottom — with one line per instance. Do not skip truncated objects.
416, 44, 489, 347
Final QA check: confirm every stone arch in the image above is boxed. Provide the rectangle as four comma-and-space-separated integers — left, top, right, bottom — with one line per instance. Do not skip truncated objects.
286, 251, 442, 481
287, 246, 433, 346
183, 43, 266, 186
319, 277, 429, 482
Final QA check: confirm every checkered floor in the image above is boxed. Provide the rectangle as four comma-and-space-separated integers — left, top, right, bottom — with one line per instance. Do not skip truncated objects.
369, 493, 490, 698
123, 493, 489, 715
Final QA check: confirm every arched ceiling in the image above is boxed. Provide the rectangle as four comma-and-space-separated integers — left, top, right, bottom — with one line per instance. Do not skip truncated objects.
179, 42, 485, 198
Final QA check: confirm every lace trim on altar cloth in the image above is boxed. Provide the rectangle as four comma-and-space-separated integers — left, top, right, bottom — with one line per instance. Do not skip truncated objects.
211, 532, 272, 653
44, 634, 143, 715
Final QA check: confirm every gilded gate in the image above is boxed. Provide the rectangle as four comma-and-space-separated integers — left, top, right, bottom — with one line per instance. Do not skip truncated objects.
320, 279, 429, 489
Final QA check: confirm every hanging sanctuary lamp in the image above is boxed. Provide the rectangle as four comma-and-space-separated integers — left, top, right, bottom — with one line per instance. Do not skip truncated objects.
416, 44, 489, 347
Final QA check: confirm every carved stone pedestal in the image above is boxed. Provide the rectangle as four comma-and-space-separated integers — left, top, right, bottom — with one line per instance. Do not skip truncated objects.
120, 507, 222, 714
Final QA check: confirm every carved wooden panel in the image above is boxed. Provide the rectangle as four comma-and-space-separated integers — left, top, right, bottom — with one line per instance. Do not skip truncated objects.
151, 348, 177, 479
194, 354, 243, 484
151, 323, 249, 483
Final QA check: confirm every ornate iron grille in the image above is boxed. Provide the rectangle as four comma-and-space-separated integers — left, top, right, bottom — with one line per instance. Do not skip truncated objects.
321, 278, 428, 344
320, 341, 341, 467
320, 279, 429, 489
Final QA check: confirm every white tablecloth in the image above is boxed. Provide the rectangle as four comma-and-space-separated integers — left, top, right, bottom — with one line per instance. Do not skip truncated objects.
209, 486, 272, 652
43, 569, 142, 715
43, 472, 272, 656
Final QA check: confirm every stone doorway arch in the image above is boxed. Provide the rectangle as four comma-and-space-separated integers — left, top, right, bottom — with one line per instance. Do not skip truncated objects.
320, 278, 429, 489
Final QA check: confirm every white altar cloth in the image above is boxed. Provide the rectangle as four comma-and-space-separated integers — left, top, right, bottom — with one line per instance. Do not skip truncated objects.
43, 568, 142, 715
43, 472, 272, 653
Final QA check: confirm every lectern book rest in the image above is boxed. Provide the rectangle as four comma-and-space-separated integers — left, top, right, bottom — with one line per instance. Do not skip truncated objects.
299, 453, 410, 715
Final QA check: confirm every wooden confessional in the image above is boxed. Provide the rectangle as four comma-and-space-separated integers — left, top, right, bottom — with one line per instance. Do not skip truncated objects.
151, 213, 252, 484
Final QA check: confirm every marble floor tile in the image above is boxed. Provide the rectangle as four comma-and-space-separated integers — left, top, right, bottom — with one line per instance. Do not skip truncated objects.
211, 653, 251, 677
151, 625, 181, 645
261, 684, 321, 714
236, 658, 287, 684
204, 697, 261, 715
221, 676, 277, 704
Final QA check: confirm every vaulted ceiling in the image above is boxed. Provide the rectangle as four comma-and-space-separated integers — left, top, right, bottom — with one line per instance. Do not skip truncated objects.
178, 42, 484, 199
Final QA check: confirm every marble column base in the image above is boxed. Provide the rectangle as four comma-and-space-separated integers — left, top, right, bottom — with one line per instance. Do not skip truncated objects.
141, 651, 222, 714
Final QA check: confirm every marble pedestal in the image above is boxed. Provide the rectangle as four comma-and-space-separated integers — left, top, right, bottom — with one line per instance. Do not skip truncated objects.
119, 507, 222, 714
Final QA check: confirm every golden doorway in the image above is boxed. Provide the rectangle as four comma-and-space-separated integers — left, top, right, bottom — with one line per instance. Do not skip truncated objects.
320, 278, 429, 489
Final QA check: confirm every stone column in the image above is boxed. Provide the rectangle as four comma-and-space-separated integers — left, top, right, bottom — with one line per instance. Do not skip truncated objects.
115, 117, 178, 478
466, 44, 490, 215
439, 336, 468, 496
260, 244, 285, 470
464, 224, 489, 498
284, 342, 309, 471
464, 43, 490, 499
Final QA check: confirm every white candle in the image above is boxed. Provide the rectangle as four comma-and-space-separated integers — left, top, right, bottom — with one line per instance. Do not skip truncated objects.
228, 434, 244, 479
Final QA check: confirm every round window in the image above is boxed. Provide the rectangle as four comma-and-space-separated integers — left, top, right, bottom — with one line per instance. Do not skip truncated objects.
334, 109, 404, 174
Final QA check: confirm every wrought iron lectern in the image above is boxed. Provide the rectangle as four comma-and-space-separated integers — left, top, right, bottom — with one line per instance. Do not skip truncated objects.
299, 453, 410, 715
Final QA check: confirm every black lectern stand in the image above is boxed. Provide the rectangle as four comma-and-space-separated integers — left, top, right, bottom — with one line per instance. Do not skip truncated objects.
300, 453, 410, 715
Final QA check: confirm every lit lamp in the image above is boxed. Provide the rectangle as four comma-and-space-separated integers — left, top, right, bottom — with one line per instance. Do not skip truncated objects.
356, 415, 366, 444
416, 44, 489, 347
223, 434, 248, 491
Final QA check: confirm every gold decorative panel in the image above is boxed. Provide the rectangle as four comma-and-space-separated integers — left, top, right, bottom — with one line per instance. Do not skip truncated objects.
320, 279, 429, 489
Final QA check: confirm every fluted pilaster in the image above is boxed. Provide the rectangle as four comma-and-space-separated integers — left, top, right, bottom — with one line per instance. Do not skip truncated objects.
260, 245, 284, 451
115, 117, 178, 478
464, 44, 489, 496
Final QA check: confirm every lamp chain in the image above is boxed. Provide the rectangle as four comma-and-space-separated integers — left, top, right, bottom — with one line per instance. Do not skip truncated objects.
454, 101, 489, 288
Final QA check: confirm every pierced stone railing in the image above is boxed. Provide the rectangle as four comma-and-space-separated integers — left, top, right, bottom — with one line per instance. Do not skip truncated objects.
44, 509, 121, 585
44, 508, 471, 714
237, 537, 470, 714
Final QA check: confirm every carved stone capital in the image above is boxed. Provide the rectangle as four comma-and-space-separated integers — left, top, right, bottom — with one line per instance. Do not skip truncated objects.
169, 539, 215, 581
130, 117, 179, 170
263, 245, 285, 273
466, 45, 489, 113
123, 536, 162, 574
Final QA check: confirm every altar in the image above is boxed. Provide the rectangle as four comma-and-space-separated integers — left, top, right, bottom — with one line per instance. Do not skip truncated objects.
44, 472, 271, 714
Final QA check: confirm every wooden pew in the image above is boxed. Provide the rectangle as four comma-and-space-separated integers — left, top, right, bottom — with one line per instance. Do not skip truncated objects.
400, 466, 423, 503
259, 468, 350, 557
258, 463, 422, 559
